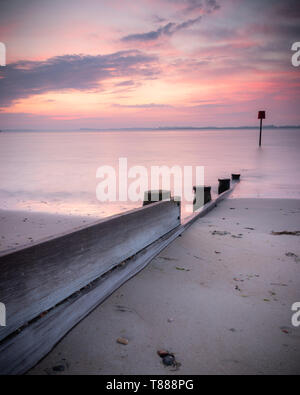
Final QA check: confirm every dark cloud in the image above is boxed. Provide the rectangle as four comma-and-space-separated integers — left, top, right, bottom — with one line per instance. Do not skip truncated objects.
0, 0, 40, 19
122, 23, 174, 42
121, 16, 201, 42
0, 50, 159, 107
166, 0, 220, 14
248, 0, 300, 19
246, 21, 300, 42
168, 0, 204, 14
121, 0, 221, 43
205, 0, 220, 12
150, 15, 167, 24
115, 80, 136, 87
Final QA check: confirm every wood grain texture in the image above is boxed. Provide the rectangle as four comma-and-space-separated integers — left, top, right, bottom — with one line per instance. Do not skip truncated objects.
0, 199, 180, 342
0, 225, 182, 375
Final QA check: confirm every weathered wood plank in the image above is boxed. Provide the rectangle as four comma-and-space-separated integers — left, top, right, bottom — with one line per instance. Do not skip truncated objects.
0, 199, 180, 342
0, 225, 183, 375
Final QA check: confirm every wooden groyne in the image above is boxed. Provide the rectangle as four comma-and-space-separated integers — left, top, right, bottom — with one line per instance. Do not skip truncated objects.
0, 177, 239, 374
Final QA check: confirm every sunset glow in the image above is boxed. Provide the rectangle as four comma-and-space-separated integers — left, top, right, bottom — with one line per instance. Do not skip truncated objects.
0, 0, 299, 129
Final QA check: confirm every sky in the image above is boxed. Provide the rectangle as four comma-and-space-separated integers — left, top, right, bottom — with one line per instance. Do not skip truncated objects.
0, 0, 299, 129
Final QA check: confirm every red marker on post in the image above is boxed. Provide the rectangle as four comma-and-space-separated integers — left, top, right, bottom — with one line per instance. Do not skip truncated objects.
258, 111, 265, 147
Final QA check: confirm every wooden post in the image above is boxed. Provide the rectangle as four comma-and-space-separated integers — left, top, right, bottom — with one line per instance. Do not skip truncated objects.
259, 118, 262, 146
258, 111, 266, 147
218, 178, 230, 194
193, 186, 211, 211
231, 174, 240, 181
143, 190, 171, 206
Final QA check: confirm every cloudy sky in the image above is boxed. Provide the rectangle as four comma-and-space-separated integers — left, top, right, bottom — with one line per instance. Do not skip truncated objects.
0, 0, 299, 129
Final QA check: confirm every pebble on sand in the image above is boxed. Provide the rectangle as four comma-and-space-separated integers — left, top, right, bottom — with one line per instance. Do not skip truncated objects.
157, 349, 170, 358
162, 355, 175, 366
117, 337, 129, 345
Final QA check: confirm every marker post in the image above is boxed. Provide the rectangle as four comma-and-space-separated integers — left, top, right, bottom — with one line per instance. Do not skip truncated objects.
258, 111, 266, 147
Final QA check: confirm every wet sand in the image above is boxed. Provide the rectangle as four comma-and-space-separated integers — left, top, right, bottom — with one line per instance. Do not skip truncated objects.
0, 210, 99, 255
27, 198, 300, 375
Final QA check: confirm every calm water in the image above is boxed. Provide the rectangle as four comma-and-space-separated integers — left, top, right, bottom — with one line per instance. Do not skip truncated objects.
0, 128, 299, 219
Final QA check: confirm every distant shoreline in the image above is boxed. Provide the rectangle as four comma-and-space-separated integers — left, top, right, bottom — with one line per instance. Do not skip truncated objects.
1, 125, 300, 132
80, 125, 300, 131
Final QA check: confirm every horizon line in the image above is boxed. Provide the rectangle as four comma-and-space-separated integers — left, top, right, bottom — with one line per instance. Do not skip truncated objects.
1, 125, 300, 132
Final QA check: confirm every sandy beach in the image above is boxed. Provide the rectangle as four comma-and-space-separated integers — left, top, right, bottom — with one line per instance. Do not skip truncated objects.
0, 210, 100, 255
25, 197, 300, 375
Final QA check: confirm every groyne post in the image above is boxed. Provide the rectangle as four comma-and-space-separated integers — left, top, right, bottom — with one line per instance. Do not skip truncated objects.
143, 190, 171, 206
231, 174, 240, 181
193, 186, 211, 211
218, 178, 230, 194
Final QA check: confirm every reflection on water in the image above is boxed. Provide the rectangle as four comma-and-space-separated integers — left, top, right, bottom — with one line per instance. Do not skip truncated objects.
0, 128, 299, 219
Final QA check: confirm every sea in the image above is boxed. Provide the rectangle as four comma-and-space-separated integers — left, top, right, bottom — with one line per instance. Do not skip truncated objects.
0, 128, 299, 219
